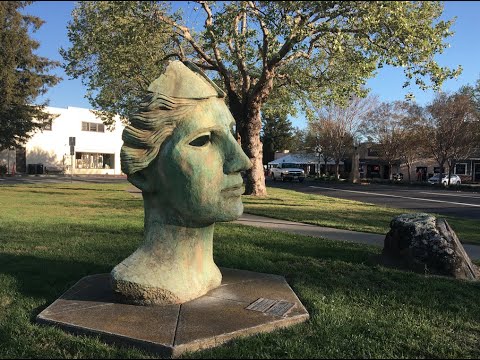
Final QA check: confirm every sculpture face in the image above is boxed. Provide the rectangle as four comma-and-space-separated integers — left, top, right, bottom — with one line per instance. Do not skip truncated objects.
113, 61, 251, 305
147, 97, 251, 225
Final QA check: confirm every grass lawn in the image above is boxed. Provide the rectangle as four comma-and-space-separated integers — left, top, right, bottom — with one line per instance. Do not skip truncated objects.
243, 186, 480, 245
0, 182, 479, 358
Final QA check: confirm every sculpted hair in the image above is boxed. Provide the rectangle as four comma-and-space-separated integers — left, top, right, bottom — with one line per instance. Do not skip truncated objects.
120, 93, 198, 175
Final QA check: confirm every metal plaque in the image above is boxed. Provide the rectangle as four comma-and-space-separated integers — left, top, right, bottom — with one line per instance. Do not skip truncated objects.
246, 298, 295, 317
265, 300, 295, 317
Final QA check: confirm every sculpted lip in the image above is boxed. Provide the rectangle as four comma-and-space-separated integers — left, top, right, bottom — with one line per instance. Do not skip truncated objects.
221, 183, 244, 196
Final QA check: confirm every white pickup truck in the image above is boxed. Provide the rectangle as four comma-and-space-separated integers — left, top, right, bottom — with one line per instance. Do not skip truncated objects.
270, 163, 306, 182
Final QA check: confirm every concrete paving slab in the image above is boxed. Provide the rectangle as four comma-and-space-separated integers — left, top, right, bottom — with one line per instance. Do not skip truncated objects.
37, 268, 309, 358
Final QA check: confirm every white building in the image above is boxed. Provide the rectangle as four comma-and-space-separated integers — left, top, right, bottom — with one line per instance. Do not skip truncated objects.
0, 106, 125, 176
268, 152, 344, 176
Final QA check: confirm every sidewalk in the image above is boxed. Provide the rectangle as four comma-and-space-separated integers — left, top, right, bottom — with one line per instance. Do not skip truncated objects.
126, 187, 480, 260
234, 213, 480, 261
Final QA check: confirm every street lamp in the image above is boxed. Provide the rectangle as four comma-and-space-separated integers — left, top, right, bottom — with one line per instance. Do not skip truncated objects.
315, 145, 322, 178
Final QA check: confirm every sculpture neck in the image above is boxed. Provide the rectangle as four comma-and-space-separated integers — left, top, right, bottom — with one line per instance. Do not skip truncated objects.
110, 192, 222, 305
142, 192, 215, 257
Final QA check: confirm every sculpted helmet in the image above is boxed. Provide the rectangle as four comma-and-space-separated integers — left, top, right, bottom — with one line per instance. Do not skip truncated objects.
121, 61, 225, 176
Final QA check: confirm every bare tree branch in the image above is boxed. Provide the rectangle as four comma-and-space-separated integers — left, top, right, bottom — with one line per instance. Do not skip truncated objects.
198, 2, 230, 75
195, 1, 242, 97
247, 1, 269, 69
229, 8, 250, 99
153, 8, 217, 68
160, 52, 184, 62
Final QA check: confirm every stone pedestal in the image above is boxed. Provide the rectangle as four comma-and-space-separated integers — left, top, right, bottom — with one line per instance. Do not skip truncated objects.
36, 268, 309, 357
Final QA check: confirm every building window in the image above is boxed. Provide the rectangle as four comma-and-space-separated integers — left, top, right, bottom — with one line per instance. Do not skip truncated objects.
454, 163, 467, 175
433, 167, 445, 174
81, 121, 105, 132
367, 148, 379, 157
43, 120, 52, 131
75, 152, 114, 169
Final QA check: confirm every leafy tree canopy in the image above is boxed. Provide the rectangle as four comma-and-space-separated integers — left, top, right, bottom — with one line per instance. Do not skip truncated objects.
62, 1, 461, 195
0, 1, 61, 150
60, 1, 178, 126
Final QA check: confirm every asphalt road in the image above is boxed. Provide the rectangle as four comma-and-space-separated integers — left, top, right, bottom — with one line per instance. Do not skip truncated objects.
267, 178, 480, 221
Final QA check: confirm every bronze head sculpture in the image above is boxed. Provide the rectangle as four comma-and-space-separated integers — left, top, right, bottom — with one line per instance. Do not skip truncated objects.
111, 61, 252, 305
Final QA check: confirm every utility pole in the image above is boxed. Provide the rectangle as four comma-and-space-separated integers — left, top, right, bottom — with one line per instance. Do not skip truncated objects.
69, 137, 75, 182
350, 141, 360, 184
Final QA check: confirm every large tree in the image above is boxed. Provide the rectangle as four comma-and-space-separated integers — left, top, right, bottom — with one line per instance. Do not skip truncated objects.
62, 1, 461, 195
397, 103, 427, 183
309, 95, 376, 178
361, 101, 410, 180
460, 78, 480, 116
0, 1, 60, 150
422, 92, 480, 185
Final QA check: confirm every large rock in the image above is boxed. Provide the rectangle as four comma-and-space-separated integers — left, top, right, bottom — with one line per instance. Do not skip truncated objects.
382, 213, 479, 280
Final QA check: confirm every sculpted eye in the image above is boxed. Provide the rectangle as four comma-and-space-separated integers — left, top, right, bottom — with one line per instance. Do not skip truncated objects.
189, 134, 211, 147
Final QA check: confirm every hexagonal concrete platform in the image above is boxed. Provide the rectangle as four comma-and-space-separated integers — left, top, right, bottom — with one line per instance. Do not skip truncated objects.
36, 268, 309, 357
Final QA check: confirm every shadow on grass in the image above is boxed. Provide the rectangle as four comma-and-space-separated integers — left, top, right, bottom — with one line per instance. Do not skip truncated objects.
0, 253, 110, 301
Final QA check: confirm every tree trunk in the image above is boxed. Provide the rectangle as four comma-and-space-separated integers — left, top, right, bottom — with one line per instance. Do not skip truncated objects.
350, 148, 360, 184
447, 160, 455, 186
241, 100, 267, 196
406, 163, 411, 183
227, 68, 276, 196
226, 89, 266, 196
438, 160, 445, 185
335, 160, 340, 179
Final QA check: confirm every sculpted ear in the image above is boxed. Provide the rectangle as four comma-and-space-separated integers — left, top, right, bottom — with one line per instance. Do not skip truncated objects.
128, 170, 154, 192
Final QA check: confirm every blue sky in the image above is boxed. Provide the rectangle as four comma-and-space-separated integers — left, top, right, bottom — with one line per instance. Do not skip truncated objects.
24, 1, 480, 129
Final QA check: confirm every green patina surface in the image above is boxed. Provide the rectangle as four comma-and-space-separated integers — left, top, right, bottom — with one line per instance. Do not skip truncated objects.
111, 61, 251, 305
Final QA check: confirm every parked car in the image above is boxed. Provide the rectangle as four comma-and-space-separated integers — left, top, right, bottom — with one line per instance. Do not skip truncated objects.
270, 163, 305, 182
392, 173, 403, 181
427, 174, 462, 186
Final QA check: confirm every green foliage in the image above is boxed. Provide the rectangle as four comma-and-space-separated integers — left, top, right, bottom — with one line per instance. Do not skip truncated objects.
261, 112, 294, 164
0, 1, 61, 150
195, 1, 461, 103
289, 127, 317, 153
61, 1, 462, 122
60, 1, 178, 126
62, 1, 462, 195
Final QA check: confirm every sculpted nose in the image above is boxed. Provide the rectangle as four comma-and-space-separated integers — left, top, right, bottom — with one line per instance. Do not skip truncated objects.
224, 137, 252, 174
